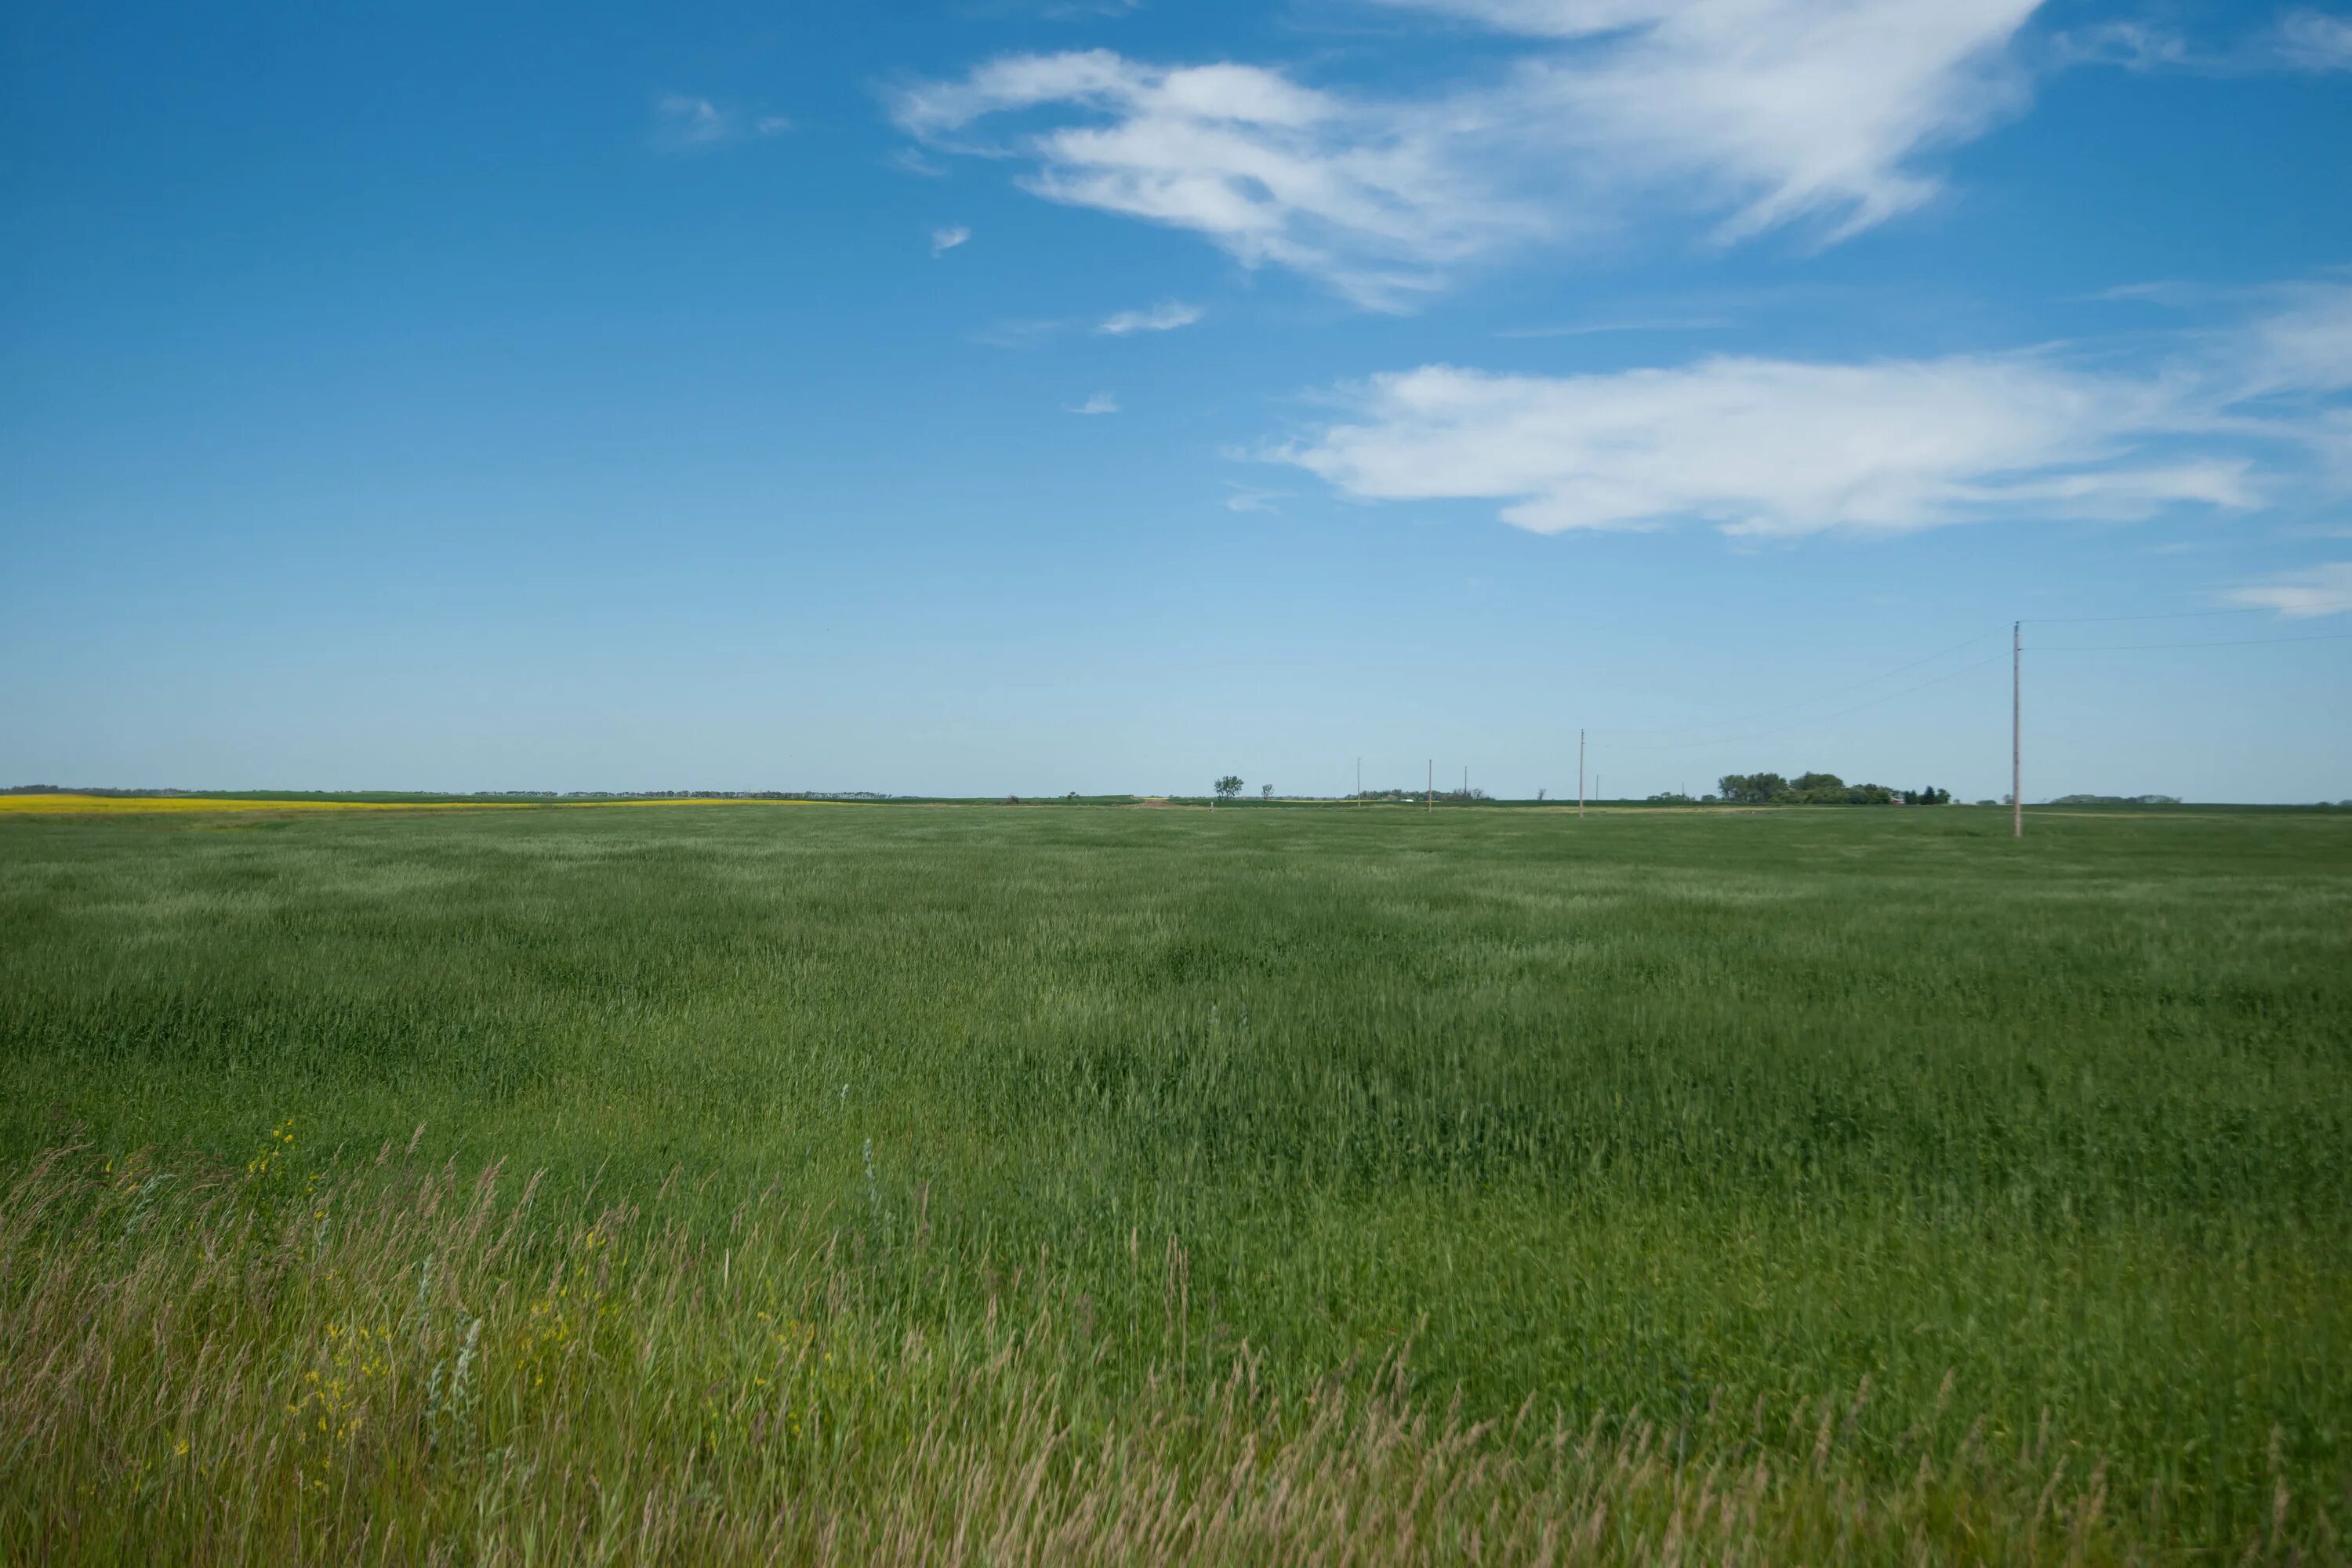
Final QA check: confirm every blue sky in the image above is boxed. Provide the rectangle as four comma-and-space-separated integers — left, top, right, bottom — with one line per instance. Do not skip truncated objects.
3, 0, 2348, 800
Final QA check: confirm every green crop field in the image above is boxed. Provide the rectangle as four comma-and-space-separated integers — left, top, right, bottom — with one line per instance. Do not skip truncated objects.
2, 802, 2347, 1563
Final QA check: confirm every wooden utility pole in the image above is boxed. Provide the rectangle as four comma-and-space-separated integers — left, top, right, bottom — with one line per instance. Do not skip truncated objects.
1578, 731, 1585, 818
2011, 621, 2024, 839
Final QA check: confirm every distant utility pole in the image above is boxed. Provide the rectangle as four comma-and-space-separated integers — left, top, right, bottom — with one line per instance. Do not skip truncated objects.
1356, 757, 1362, 805
1578, 731, 1586, 819
2012, 620, 2024, 840
1462, 765, 1468, 797
1426, 759, 1433, 811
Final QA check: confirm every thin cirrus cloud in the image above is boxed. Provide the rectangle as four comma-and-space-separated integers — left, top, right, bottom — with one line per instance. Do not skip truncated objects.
1098, 300, 1204, 334
887, 0, 2045, 306
1273, 285, 2352, 539
2054, 8, 2352, 72
1378, 0, 2042, 242
2270, 9, 2352, 69
969, 301, 1201, 346
2228, 561, 2352, 617
1494, 316, 1729, 339
931, 225, 972, 256
1067, 392, 1120, 414
890, 51, 1531, 308
651, 94, 790, 152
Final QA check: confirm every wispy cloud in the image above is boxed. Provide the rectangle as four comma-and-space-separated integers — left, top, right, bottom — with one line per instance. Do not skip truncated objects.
1274, 285, 2352, 539
1097, 300, 1205, 335
654, 95, 731, 151
931, 225, 972, 256
972, 317, 1070, 348
1494, 317, 1728, 339
972, 301, 1203, 345
2270, 10, 2352, 70
1281, 358, 2245, 537
891, 51, 1526, 307
651, 94, 791, 153
2227, 561, 2352, 618
2053, 9, 2352, 74
890, 2, 2044, 305
1068, 392, 1120, 414
971, 0, 1145, 16
2045, 21, 2194, 71
2076, 280, 2207, 307
1224, 483, 1283, 514
1381, 0, 2042, 243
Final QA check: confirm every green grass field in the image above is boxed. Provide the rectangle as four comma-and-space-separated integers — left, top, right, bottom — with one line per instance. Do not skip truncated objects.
2, 803, 2347, 1563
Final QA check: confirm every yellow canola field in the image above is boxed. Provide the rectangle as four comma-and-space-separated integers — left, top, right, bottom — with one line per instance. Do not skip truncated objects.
0, 794, 528, 816
0, 794, 851, 817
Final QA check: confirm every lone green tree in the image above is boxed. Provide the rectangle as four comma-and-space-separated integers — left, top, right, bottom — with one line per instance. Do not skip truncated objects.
1718, 772, 1788, 805
1214, 775, 1243, 802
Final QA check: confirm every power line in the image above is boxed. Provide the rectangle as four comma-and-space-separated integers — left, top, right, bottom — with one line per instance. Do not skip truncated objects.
2024, 608, 2270, 625
1525, 608, 2336, 789
2033, 631, 2352, 651
1614, 652, 2010, 753
1587, 610, 2332, 757
1599, 625, 2007, 745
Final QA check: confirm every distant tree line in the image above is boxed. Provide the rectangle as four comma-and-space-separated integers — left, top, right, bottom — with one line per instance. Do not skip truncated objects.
0, 785, 916, 802
1716, 772, 1950, 806
1345, 786, 1490, 803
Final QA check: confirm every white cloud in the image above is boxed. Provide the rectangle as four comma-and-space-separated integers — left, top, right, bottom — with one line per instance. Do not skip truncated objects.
1276, 289, 2352, 539
652, 95, 790, 152
654, 95, 731, 151
1494, 315, 1727, 339
2053, 9, 2352, 74
1098, 299, 1205, 334
1224, 482, 1283, 513
892, 52, 1532, 307
971, 301, 1203, 345
2236, 284, 2352, 396
1068, 392, 1120, 414
2228, 562, 2352, 618
1281, 358, 2233, 536
891, 2, 2043, 303
2078, 279, 2205, 306
971, 317, 1071, 348
2313, 409, 2352, 486
2045, 20, 2194, 71
1388, 0, 2042, 242
931, 225, 971, 256
2270, 10, 2352, 69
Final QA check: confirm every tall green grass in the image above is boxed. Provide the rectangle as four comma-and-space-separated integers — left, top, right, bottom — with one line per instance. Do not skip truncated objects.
2, 804, 2347, 1559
